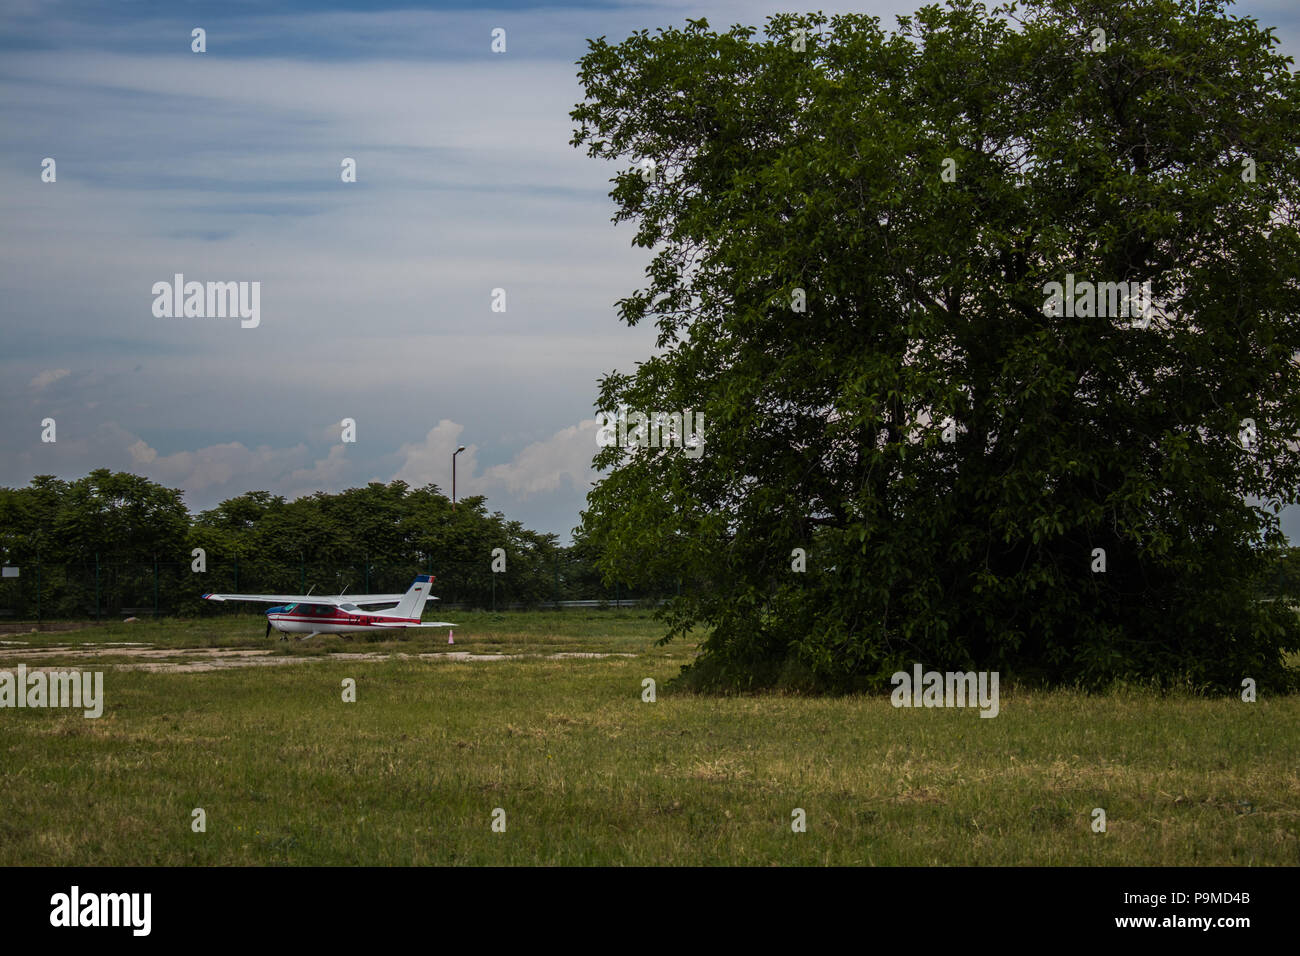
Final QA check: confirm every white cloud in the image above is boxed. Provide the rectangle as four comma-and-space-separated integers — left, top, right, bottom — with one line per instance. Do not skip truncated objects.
393, 417, 599, 500
126, 436, 312, 495
285, 443, 351, 499
392, 419, 476, 494
29, 368, 70, 389
483, 419, 600, 496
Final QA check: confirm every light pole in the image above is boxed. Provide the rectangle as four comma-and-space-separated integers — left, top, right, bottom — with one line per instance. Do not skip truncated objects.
452, 445, 466, 509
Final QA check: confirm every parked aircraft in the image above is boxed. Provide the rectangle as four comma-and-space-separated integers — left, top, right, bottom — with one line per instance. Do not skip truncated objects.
202, 574, 455, 639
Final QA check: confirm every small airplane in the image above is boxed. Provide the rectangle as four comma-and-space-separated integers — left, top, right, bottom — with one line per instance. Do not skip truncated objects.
202, 574, 456, 640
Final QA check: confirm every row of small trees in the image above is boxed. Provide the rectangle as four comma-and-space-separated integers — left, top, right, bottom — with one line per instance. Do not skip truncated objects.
0, 469, 667, 618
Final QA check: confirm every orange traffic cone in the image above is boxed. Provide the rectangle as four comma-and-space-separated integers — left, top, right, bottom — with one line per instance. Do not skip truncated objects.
448, 629, 455, 645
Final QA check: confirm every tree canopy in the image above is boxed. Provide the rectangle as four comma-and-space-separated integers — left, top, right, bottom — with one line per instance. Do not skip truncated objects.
0, 471, 592, 616
571, 0, 1300, 691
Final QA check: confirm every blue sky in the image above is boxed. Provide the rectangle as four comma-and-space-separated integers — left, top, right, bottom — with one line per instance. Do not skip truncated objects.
3, 0, 1300, 542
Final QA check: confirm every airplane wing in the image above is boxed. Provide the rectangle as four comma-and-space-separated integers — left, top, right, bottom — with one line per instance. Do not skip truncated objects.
202, 593, 321, 604
201, 593, 439, 605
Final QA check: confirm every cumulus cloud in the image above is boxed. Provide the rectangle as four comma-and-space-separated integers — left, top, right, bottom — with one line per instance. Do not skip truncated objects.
393, 418, 599, 500
127, 436, 313, 494
29, 369, 70, 390
285, 443, 351, 499
482, 420, 601, 497
123, 434, 362, 501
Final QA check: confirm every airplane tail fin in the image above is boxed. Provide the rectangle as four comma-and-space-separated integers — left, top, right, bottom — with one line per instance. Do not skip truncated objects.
391, 575, 434, 620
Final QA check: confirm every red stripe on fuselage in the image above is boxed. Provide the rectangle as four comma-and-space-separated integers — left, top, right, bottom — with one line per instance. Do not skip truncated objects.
267, 621, 418, 629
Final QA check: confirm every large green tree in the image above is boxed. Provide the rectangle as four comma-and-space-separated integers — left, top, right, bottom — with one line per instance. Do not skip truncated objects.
572, 0, 1300, 691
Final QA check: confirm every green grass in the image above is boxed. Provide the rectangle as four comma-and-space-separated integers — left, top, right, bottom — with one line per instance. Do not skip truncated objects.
1, 610, 1297, 865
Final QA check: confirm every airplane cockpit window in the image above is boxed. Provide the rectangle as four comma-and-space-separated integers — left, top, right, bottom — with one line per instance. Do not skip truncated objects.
283, 604, 297, 612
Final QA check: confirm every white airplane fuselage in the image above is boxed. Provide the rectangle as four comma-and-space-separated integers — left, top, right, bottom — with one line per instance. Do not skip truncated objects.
266, 602, 418, 636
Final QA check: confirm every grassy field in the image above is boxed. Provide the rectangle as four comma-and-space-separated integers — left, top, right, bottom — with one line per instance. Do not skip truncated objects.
1, 610, 1297, 865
